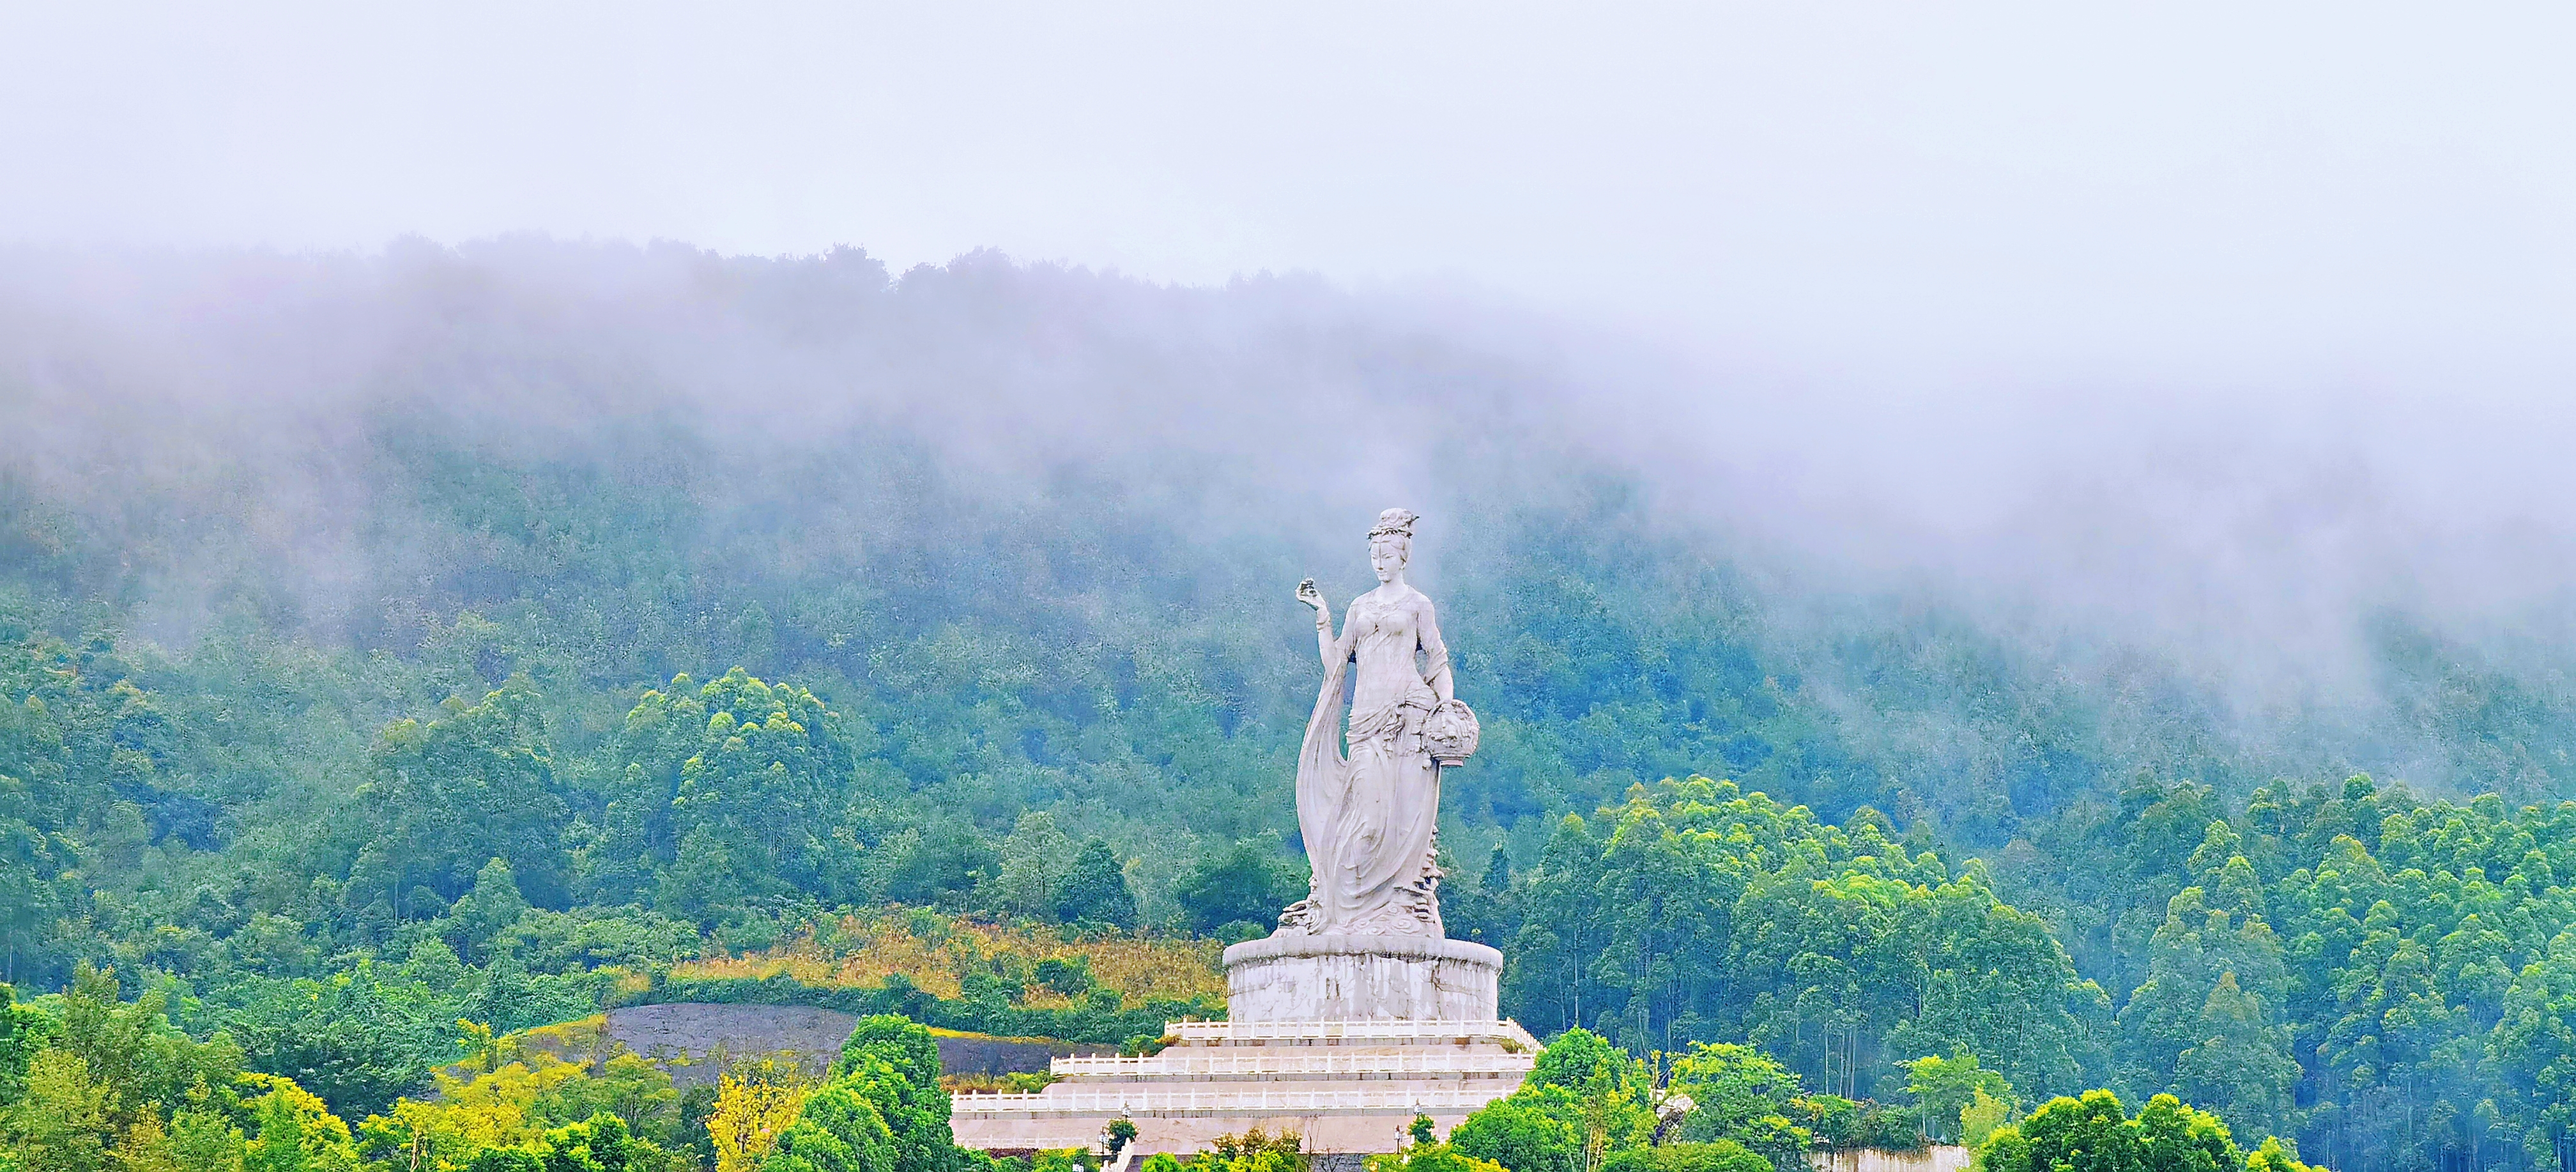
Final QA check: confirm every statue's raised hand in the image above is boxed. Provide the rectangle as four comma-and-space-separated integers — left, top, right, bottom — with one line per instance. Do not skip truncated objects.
1296, 578, 1326, 611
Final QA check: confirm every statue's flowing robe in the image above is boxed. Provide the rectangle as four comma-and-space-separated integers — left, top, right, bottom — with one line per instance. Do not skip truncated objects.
1291, 594, 1445, 936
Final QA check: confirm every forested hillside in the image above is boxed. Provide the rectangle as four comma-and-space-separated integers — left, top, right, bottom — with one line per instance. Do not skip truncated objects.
4, 242, 2575, 1171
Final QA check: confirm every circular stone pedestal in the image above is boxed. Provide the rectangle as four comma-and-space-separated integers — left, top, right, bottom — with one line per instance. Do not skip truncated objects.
1222, 934, 1503, 1022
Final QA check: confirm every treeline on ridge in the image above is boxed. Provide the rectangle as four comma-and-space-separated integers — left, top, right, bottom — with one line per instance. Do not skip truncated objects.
10, 611, 2576, 1168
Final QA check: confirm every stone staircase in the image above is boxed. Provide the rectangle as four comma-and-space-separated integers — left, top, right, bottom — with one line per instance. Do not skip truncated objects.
949, 1019, 1538, 1155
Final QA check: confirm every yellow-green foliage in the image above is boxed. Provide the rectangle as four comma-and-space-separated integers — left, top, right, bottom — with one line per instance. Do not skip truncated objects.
240, 1074, 358, 1172
706, 1070, 806, 1172
673, 909, 1225, 1006
1365, 1144, 1506, 1172
357, 1036, 686, 1171
1151, 1127, 1307, 1172
363, 1053, 594, 1168
0, 968, 356, 1172
1958, 1087, 2011, 1148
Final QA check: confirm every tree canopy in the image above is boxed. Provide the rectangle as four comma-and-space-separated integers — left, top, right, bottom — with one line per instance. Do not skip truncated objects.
9, 258, 2576, 1171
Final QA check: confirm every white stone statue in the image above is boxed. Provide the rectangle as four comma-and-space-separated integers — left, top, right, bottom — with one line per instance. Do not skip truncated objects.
1278, 508, 1480, 937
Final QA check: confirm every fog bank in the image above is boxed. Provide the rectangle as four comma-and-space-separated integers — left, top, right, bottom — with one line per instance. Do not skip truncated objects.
4, 240, 2575, 805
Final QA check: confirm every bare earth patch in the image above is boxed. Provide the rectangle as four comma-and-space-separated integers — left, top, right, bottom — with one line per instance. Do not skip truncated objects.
538, 1003, 1113, 1089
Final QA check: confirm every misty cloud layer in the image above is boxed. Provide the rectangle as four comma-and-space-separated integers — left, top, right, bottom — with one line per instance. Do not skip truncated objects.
7, 5, 2572, 742
4, 240, 2575, 807
5, 4, 2572, 383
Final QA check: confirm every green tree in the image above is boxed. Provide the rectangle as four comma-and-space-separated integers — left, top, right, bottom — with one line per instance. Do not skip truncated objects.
2239, 1137, 2320, 1172
4, 1048, 109, 1172
1958, 1088, 2010, 1148
656, 827, 747, 927
1503, 780, 2100, 1100
1524, 1029, 1656, 1168
239, 1079, 356, 1172
1900, 1052, 2009, 1145
827, 1016, 960, 1172
1667, 1044, 1797, 1140
882, 826, 997, 909
1975, 1090, 2241, 1172
168, 1109, 247, 1172
630, 669, 853, 903
2487, 928, 2576, 1169
223, 965, 451, 1120
533, 1053, 682, 1145
1368, 1144, 1510, 1172
1449, 1089, 1582, 1172
1596, 1144, 1769, 1172
1974, 1090, 2124, 1172
1442, 845, 1521, 949
2113, 872, 2291, 1132
1665, 1044, 1808, 1171
351, 680, 569, 915
1055, 840, 1137, 928
760, 1079, 894, 1172
985, 813, 1073, 921
542, 1114, 661, 1172
1175, 842, 1301, 935
2168, 973, 2296, 1142
1191, 1127, 1308, 1172
453, 857, 532, 960
0, 982, 56, 1102
54, 966, 242, 1140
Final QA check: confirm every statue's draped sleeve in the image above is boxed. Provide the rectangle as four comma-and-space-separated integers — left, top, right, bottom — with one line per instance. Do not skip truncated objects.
1418, 597, 1452, 704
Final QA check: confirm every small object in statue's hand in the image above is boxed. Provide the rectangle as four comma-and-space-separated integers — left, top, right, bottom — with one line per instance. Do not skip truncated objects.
1424, 698, 1481, 767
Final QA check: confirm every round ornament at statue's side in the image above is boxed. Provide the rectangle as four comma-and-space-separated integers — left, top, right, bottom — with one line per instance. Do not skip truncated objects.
1424, 698, 1480, 767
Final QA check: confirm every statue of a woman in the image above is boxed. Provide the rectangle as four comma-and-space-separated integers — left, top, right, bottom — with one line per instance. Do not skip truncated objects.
1279, 508, 1478, 937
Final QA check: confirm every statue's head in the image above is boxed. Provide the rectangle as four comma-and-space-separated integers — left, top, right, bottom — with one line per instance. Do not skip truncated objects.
1368, 508, 1416, 583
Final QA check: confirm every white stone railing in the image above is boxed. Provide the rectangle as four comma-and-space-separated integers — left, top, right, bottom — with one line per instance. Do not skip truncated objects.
1160, 1019, 1540, 1048
1052, 1052, 1533, 1076
951, 1085, 1518, 1114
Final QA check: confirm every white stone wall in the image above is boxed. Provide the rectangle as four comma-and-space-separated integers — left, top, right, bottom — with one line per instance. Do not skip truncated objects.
1222, 936, 1503, 1022
1809, 1146, 1974, 1172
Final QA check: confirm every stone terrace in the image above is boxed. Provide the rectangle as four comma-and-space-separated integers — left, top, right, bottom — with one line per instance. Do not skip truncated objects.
949, 1019, 1539, 1155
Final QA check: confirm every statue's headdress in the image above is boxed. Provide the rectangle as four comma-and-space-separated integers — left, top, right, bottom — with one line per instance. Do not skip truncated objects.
1368, 508, 1418, 539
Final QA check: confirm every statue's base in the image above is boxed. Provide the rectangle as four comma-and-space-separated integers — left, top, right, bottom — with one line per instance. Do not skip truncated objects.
1222, 935, 1503, 1022
952, 936, 1526, 1155
948, 1018, 1537, 1156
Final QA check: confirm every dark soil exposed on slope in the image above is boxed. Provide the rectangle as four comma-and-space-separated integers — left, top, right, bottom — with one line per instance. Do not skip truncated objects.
598, 1003, 1110, 1088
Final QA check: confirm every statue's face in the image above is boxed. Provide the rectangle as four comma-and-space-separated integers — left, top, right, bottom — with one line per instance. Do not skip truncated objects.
1370, 536, 1408, 582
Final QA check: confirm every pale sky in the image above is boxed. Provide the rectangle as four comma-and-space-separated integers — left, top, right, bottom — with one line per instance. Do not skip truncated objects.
6, 2, 2572, 385
12, 2, 2576, 704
